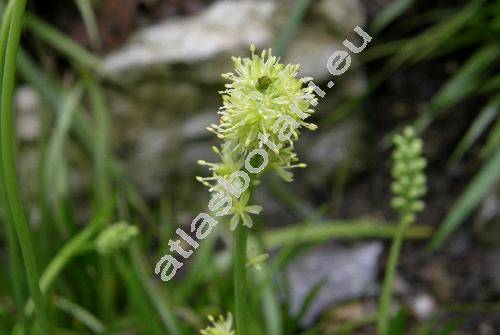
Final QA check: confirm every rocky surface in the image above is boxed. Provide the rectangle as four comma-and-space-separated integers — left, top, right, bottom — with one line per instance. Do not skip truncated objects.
103, 0, 277, 82
286, 242, 382, 325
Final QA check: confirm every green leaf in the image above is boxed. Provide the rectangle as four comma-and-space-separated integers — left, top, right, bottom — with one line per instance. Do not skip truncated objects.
273, 0, 311, 57
449, 94, 500, 164
387, 0, 484, 71
371, 0, 414, 34
388, 309, 407, 335
24, 14, 102, 71
480, 119, 500, 158
54, 296, 105, 334
74, 0, 100, 48
296, 279, 326, 326
435, 318, 462, 335
264, 219, 433, 249
429, 146, 500, 251
414, 45, 500, 133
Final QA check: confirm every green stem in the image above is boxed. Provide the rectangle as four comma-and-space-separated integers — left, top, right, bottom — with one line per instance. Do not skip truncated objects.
377, 216, 412, 335
234, 223, 248, 335
0, 0, 25, 318
0, 0, 50, 332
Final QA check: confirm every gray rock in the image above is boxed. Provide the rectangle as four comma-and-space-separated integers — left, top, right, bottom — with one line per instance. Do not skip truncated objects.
103, 0, 277, 81
284, 26, 345, 83
284, 24, 369, 86
126, 127, 181, 198
313, 0, 366, 35
286, 242, 382, 325
181, 110, 218, 140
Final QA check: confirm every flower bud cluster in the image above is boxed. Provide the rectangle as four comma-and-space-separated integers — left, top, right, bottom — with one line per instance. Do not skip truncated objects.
96, 222, 139, 255
390, 127, 427, 222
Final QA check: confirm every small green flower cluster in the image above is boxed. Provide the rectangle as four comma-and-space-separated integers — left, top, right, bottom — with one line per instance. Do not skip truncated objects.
96, 222, 139, 255
390, 127, 427, 223
200, 314, 235, 335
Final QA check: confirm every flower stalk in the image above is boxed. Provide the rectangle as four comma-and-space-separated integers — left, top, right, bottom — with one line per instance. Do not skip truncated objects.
234, 223, 248, 335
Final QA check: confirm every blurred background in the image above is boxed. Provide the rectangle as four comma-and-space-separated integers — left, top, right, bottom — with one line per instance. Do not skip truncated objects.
1, 0, 499, 334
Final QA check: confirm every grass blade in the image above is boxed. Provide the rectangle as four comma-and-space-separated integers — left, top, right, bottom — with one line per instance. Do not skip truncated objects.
0, 0, 26, 319
252, 236, 283, 335
414, 45, 500, 133
387, 0, 484, 71
428, 146, 500, 251
54, 296, 105, 334
84, 74, 110, 209
480, 119, 500, 158
43, 85, 84, 235
0, 0, 50, 332
74, 0, 100, 48
24, 14, 102, 71
273, 0, 311, 57
371, 0, 414, 34
264, 219, 433, 249
130, 245, 182, 335
24, 200, 113, 316
116, 254, 164, 335
296, 279, 326, 327
449, 94, 500, 164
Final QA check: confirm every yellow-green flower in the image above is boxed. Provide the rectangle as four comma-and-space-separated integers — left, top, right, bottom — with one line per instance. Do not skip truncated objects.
209, 45, 317, 155
228, 192, 262, 229
200, 314, 235, 335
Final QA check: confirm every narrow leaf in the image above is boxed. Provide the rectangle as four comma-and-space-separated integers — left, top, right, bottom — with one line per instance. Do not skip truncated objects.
429, 146, 500, 251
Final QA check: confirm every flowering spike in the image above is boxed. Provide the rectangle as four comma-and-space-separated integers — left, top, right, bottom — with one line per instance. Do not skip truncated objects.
391, 126, 427, 221
198, 46, 317, 229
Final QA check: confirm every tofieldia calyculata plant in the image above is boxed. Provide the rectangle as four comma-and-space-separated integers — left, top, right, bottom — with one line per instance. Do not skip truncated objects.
196, 46, 317, 335
378, 126, 427, 335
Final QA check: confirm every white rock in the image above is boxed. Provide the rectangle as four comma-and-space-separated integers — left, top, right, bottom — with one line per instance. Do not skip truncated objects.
314, 0, 366, 35
103, 0, 276, 78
